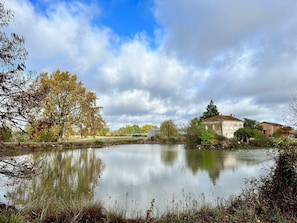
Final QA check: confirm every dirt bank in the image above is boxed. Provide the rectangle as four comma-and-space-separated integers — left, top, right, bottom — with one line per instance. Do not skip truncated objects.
0, 138, 151, 157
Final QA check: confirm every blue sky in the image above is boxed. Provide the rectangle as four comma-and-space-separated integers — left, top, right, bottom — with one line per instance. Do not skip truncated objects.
29, 0, 157, 39
5, 0, 297, 130
98, 0, 156, 38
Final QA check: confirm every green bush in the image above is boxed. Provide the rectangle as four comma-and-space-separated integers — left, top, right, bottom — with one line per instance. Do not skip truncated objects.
250, 131, 273, 147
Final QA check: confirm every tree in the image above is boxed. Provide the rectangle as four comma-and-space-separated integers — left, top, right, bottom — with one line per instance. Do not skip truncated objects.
184, 118, 203, 148
200, 129, 216, 146
0, 2, 37, 179
160, 120, 178, 140
234, 127, 254, 142
0, 2, 32, 127
28, 70, 105, 141
243, 118, 262, 130
114, 125, 141, 136
287, 91, 297, 128
141, 124, 158, 134
201, 99, 219, 119
98, 127, 110, 136
184, 118, 216, 148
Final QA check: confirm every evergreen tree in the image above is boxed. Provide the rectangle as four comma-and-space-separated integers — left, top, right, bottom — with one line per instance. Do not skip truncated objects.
201, 100, 219, 119
243, 118, 262, 130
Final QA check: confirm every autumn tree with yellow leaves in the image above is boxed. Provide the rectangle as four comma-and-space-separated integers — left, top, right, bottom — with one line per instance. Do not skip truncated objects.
28, 70, 105, 141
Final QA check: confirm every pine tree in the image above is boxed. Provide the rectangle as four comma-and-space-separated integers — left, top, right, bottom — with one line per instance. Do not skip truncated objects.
201, 99, 219, 119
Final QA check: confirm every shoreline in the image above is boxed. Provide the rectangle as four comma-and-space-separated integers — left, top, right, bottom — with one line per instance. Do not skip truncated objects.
0, 138, 156, 157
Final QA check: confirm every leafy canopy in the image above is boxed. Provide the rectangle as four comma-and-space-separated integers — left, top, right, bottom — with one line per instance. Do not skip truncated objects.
243, 118, 262, 130
234, 127, 254, 142
114, 124, 157, 136
184, 118, 216, 148
160, 120, 178, 139
28, 70, 105, 141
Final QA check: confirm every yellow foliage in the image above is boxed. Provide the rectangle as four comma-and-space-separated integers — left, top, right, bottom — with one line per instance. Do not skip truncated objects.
28, 70, 105, 141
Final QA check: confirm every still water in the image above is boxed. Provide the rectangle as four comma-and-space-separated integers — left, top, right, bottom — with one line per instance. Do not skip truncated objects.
1, 144, 276, 217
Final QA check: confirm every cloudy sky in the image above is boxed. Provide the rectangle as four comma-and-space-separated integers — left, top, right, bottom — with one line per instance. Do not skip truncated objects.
5, 0, 297, 130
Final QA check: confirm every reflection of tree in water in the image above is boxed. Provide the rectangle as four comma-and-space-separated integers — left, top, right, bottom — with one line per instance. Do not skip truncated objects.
10, 149, 104, 204
185, 149, 224, 185
160, 147, 178, 166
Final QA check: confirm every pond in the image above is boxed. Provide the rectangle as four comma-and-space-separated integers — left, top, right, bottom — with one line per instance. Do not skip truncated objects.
0, 144, 277, 218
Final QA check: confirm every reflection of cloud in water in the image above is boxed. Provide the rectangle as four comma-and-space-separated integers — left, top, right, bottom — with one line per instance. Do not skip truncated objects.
1, 145, 277, 218
95, 145, 276, 217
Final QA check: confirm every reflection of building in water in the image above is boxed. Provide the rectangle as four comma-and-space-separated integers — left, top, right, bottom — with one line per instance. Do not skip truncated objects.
202, 115, 243, 139
223, 154, 240, 169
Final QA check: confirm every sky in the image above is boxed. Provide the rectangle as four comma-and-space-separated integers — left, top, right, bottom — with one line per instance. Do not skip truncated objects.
4, 0, 297, 130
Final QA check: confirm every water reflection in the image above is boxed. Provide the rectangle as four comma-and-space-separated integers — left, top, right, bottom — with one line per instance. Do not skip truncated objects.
3, 144, 276, 218
185, 149, 224, 184
9, 149, 104, 204
93, 145, 276, 217
160, 145, 178, 166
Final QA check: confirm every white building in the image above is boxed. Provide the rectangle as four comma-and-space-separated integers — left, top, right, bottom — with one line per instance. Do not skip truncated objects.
202, 115, 244, 139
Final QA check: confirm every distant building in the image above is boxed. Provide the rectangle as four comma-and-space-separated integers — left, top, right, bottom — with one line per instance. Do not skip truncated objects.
148, 128, 185, 138
148, 129, 161, 138
202, 115, 244, 139
260, 122, 283, 137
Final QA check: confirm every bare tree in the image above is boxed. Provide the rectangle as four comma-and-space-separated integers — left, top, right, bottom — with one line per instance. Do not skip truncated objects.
286, 92, 297, 128
0, 2, 37, 179
0, 2, 30, 127
0, 157, 41, 179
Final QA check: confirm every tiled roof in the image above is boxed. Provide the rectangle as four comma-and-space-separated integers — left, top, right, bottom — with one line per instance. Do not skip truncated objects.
203, 115, 243, 122
260, 121, 283, 127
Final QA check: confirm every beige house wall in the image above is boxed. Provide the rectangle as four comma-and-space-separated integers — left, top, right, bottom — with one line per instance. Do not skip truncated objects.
221, 120, 244, 138
204, 121, 222, 136
204, 120, 243, 139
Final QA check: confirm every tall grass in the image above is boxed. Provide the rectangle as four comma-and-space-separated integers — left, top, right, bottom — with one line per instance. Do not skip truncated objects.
20, 194, 105, 223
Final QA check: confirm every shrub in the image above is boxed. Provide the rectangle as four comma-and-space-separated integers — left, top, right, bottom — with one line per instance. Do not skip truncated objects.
228, 145, 297, 221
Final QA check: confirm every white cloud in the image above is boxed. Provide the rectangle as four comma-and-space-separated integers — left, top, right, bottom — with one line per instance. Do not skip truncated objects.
4, 0, 297, 130
6, 0, 114, 73
153, 0, 297, 64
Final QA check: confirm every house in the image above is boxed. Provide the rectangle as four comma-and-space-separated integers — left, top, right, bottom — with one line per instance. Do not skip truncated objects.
259, 122, 283, 137
202, 115, 244, 139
